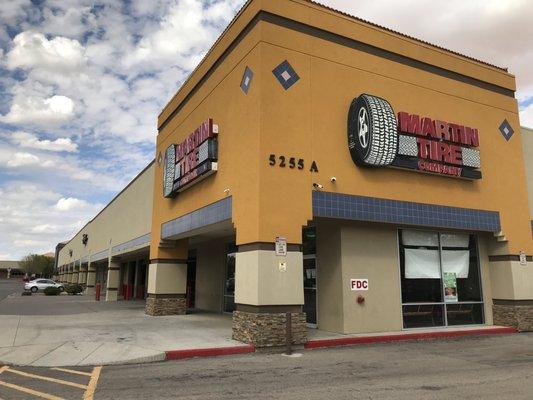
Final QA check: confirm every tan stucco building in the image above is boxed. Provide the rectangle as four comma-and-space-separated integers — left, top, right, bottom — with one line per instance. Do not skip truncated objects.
57, 0, 533, 348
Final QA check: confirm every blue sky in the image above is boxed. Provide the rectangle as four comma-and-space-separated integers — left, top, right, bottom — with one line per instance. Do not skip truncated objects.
0, 0, 532, 259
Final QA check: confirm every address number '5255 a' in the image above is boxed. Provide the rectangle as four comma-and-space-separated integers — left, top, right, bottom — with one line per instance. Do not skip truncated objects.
268, 154, 319, 172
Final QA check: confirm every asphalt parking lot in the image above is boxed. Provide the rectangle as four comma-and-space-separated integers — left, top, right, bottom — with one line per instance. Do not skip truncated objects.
1, 332, 533, 399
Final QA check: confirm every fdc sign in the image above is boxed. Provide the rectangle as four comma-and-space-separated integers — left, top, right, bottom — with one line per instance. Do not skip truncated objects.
350, 279, 369, 291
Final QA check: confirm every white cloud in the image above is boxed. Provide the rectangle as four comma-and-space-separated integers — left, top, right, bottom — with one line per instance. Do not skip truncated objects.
6, 31, 86, 72
10, 131, 78, 152
55, 197, 90, 211
0, 183, 103, 258
6, 152, 40, 167
520, 103, 533, 129
0, 94, 75, 126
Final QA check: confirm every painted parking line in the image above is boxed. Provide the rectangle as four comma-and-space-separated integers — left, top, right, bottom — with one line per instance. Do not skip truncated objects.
5, 368, 88, 389
51, 367, 92, 377
0, 365, 102, 400
83, 366, 102, 400
0, 380, 64, 400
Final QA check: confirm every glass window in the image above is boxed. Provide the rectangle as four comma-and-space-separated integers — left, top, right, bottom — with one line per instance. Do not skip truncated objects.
223, 247, 236, 313
399, 230, 484, 329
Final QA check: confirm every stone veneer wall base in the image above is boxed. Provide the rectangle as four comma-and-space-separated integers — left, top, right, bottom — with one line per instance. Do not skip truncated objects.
232, 311, 307, 348
146, 296, 186, 316
493, 304, 533, 331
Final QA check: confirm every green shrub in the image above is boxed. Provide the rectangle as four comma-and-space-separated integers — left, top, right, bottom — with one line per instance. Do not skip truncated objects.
44, 287, 62, 296
65, 284, 83, 295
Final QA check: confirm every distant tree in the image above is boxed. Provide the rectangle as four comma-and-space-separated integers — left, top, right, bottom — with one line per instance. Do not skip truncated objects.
19, 254, 55, 278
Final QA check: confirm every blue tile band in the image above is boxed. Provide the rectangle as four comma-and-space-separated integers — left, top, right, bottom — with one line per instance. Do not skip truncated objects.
312, 191, 501, 232
162, 197, 232, 240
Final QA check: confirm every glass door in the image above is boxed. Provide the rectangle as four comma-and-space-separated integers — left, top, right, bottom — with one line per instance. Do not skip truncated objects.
303, 227, 317, 326
223, 244, 237, 313
399, 229, 484, 329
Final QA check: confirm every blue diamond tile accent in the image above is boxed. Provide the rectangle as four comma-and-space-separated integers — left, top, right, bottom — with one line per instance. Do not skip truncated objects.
162, 197, 232, 239
240, 66, 253, 94
312, 192, 501, 233
272, 60, 299, 90
499, 119, 514, 141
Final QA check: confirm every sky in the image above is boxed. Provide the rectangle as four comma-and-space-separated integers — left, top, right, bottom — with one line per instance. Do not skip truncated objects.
0, 0, 532, 260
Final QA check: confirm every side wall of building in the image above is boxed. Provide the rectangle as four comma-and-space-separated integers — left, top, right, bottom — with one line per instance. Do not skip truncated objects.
57, 162, 155, 267
521, 126, 533, 219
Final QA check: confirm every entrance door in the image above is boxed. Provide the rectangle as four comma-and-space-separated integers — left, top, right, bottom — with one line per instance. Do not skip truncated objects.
303, 227, 317, 326
223, 244, 237, 313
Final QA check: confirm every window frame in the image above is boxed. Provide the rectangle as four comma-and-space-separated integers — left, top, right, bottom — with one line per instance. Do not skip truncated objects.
397, 228, 485, 329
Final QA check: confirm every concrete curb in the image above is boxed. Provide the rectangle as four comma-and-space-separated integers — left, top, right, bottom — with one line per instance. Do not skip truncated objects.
165, 345, 255, 361
304, 327, 518, 350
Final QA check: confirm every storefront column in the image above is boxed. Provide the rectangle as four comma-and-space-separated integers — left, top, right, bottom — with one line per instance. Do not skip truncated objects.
490, 256, 533, 331
146, 260, 187, 315
106, 259, 120, 301
134, 260, 140, 300
79, 264, 87, 287
67, 264, 73, 283
71, 263, 80, 284
233, 243, 306, 348
85, 262, 96, 296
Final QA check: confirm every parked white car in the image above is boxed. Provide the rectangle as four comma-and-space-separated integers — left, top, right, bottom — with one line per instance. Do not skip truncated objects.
24, 279, 63, 293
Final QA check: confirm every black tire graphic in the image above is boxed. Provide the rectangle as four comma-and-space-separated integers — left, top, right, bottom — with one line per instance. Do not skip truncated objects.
348, 93, 398, 166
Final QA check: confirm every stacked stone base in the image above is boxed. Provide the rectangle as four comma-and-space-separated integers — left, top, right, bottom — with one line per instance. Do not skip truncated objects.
232, 311, 307, 348
146, 295, 186, 316
493, 304, 533, 331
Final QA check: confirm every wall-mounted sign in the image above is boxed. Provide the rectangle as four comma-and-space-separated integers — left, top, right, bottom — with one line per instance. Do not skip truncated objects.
163, 118, 219, 198
350, 278, 368, 291
348, 94, 481, 179
275, 236, 287, 256
520, 251, 527, 266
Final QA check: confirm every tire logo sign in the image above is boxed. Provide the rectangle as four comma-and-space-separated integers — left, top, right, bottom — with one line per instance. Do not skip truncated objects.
347, 93, 482, 180
348, 93, 398, 167
358, 107, 369, 149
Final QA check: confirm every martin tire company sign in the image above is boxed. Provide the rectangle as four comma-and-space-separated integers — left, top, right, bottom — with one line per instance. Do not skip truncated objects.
348, 94, 481, 179
163, 118, 219, 198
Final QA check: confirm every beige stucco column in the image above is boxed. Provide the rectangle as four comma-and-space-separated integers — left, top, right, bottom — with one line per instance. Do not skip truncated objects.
71, 263, 80, 284
79, 263, 88, 286
134, 260, 140, 299
85, 262, 96, 296
233, 243, 306, 348
106, 259, 120, 301
146, 260, 187, 315
67, 264, 73, 283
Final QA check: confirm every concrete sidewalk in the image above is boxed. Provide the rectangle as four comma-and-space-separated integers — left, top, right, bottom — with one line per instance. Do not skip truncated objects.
0, 296, 242, 367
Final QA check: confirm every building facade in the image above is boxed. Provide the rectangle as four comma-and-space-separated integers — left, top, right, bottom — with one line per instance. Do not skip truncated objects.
57, 0, 533, 348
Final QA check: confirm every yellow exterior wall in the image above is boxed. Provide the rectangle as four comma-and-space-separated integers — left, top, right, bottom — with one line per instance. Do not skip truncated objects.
151, 37, 263, 258
153, 0, 531, 258
256, 33, 529, 252
58, 163, 154, 266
